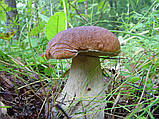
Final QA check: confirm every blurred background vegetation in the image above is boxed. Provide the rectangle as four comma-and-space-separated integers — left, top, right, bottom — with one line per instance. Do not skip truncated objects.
0, 0, 159, 118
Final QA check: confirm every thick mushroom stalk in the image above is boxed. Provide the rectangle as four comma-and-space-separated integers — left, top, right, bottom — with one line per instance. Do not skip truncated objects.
61, 54, 105, 118
43, 26, 120, 118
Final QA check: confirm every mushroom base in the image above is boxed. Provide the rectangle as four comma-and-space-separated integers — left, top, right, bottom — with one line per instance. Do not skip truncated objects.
58, 55, 106, 119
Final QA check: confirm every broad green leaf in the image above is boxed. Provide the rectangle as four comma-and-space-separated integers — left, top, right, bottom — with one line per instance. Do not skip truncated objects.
0, 1, 8, 10
97, 0, 107, 11
0, 1, 7, 22
0, 12, 6, 22
45, 12, 66, 40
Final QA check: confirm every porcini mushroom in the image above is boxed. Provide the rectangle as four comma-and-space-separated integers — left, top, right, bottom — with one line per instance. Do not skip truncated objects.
43, 26, 120, 118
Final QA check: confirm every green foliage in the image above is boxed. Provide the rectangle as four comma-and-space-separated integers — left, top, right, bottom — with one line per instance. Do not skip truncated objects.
0, 11, 6, 22
0, 0, 159, 118
0, 1, 7, 22
45, 12, 66, 40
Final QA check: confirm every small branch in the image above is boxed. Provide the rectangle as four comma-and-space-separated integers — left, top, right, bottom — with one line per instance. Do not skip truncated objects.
93, 0, 107, 25
68, 0, 89, 23
56, 93, 70, 119
126, 82, 157, 99
135, 64, 153, 109
55, 104, 71, 119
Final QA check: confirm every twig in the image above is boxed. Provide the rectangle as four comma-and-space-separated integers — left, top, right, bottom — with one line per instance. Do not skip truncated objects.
38, 97, 47, 118
126, 82, 157, 99
55, 104, 71, 119
1, 51, 31, 72
93, 0, 107, 25
56, 93, 71, 119
135, 64, 153, 109
68, 0, 89, 23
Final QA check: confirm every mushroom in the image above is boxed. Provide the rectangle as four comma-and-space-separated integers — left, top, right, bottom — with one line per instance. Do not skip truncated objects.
43, 26, 120, 118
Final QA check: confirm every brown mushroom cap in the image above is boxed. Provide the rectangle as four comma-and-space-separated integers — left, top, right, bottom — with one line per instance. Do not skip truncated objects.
43, 26, 120, 59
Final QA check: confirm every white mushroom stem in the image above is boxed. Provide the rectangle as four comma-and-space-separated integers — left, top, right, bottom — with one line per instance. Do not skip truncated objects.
61, 54, 105, 119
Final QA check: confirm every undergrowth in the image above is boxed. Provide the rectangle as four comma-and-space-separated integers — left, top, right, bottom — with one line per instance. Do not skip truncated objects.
0, 0, 159, 119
